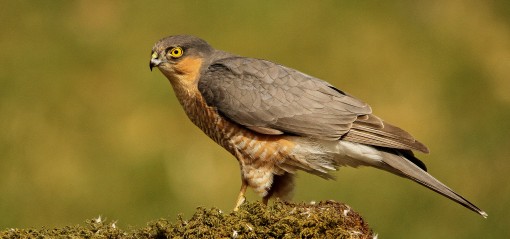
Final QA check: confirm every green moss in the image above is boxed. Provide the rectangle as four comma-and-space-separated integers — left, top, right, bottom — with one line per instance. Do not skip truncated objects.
1, 200, 374, 239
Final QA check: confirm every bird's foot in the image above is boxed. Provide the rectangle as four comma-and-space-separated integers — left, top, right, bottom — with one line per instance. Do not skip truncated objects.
233, 182, 248, 211
233, 196, 245, 212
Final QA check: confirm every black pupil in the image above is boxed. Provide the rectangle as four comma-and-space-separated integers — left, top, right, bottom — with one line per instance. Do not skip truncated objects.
173, 50, 179, 55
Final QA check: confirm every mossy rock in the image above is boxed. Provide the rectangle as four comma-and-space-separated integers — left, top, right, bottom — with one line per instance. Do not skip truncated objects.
1, 200, 374, 239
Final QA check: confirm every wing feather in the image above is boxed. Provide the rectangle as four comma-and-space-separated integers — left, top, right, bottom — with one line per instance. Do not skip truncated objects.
342, 114, 429, 153
198, 55, 428, 153
198, 57, 370, 140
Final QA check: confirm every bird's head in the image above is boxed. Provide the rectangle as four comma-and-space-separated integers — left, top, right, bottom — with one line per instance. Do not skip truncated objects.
150, 35, 213, 84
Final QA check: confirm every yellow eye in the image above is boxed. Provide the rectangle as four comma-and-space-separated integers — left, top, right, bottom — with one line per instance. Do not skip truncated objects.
168, 47, 184, 58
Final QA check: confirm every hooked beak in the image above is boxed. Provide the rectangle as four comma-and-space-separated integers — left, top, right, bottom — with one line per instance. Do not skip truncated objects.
149, 58, 162, 71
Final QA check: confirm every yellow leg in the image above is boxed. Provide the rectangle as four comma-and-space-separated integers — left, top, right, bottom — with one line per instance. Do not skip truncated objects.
234, 181, 248, 211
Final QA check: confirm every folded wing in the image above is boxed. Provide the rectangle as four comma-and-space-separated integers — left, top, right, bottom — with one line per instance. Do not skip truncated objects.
198, 56, 428, 153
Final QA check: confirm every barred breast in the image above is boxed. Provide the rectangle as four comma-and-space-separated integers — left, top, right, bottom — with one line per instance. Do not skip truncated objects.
174, 85, 297, 196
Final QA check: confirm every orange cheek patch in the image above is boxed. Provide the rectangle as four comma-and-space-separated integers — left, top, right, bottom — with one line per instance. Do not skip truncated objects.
174, 57, 203, 83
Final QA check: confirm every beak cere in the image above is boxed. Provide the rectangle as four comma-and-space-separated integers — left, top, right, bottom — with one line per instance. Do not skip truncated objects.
150, 58, 161, 71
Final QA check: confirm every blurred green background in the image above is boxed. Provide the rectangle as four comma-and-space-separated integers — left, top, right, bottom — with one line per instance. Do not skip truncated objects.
1, 0, 509, 238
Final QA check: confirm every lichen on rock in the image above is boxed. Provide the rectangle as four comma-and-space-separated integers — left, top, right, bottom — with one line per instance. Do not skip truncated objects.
1, 200, 374, 239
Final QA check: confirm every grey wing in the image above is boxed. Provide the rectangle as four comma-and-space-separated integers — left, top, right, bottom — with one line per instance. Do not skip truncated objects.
343, 114, 429, 153
198, 57, 371, 140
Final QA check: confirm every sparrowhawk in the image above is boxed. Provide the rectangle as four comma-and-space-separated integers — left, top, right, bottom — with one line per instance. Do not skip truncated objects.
149, 35, 487, 218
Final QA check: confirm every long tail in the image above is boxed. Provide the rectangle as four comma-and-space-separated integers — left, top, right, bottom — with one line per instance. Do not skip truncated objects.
292, 138, 487, 217
376, 149, 487, 218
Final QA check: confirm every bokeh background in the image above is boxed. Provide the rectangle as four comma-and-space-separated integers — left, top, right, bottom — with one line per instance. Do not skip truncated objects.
1, 1, 509, 238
